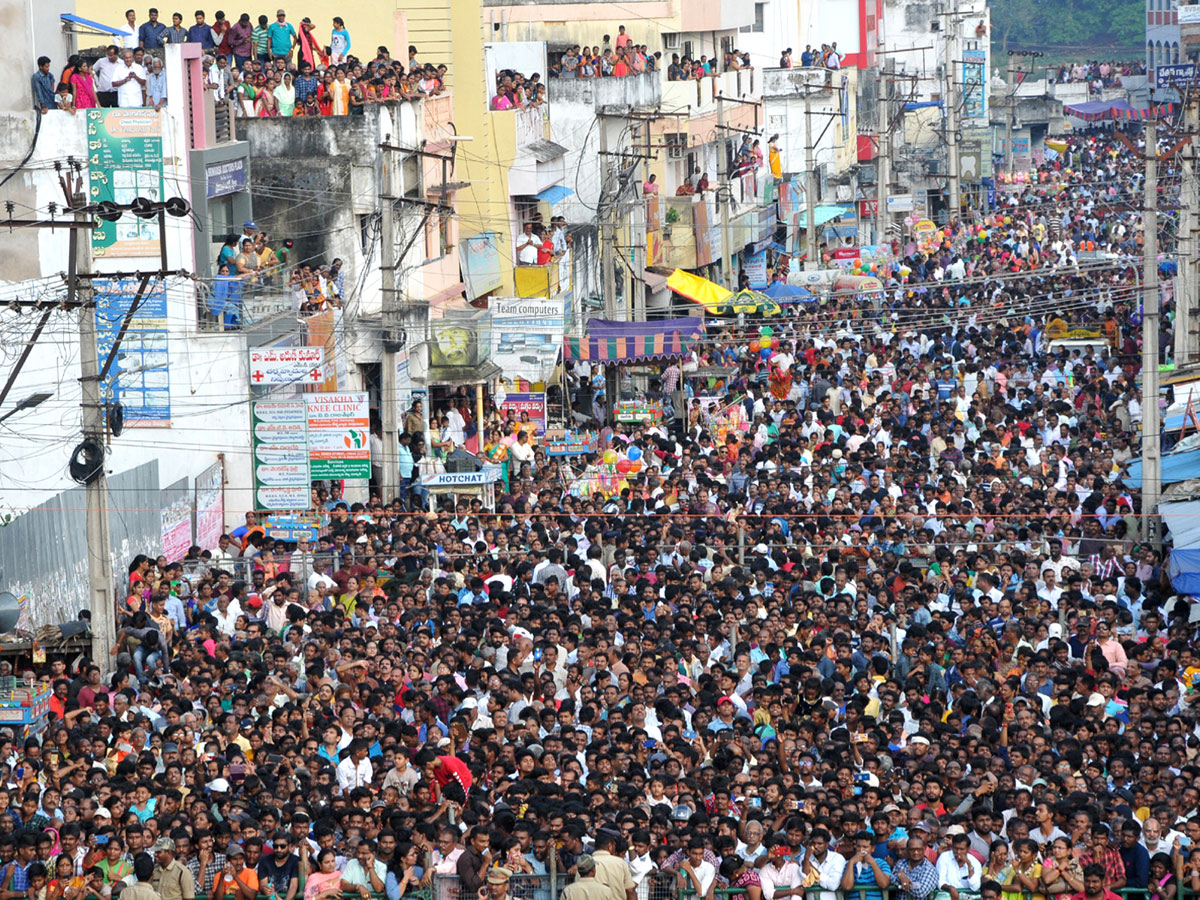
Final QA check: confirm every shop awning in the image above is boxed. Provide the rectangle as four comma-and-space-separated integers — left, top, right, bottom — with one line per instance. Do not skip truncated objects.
666, 269, 732, 307
1063, 98, 1175, 121
60, 12, 125, 34
525, 140, 568, 162
643, 269, 671, 292
1124, 447, 1200, 485
763, 281, 816, 302
795, 205, 852, 227
535, 185, 574, 203
564, 317, 705, 364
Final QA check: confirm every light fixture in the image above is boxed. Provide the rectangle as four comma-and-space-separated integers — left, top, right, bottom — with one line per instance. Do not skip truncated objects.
0, 391, 52, 425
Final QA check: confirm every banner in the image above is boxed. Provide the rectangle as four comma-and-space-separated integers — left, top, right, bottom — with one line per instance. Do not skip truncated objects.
501, 392, 547, 434
160, 477, 192, 562
962, 49, 987, 120
194, 459, 224, 550
94, 278, 171, 426
305, 393, 371, 480
86, 109, 164, 258
490, 298, 563, 384
744, 252, 768, 289
251, 400, 309, 510
249, 347, 326, 385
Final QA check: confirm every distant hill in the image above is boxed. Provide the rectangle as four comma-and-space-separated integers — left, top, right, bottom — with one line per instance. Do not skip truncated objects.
990, 0, 1144, 59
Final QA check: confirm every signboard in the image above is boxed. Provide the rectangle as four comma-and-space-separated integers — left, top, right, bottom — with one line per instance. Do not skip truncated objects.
160, 477, 192, 562
1179, 6, 1200, 23
887, 194, 914, 212
205, 158, 247, 198
251, 400, 309, 510
501, 392, 547, 434
421, 468, 504, 488
743, 252, 768, 289
194, 459, 224, 550
461, 233, 504, 300
249, 347, 326, 385
305, 393, 371, 480
962, 49, 987, 120
490, 298, 564, 384
1156, 63, 1196, 87
264, 514, 320, 542
94, 278, 170, 426
86, 108, 164, 258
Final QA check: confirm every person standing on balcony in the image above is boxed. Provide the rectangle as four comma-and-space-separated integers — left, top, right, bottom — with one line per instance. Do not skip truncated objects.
615, 25, 631, 50
560, 46, 580, 78
330, 18, 351, 66
268, 10, 297, 63
138, 9, 168, 51
165, 13, 188, 44
516, 222, 539, 265
188, 11, 215, 49
31, 57, 55, 113
228, 14, 254, 69
768, 134, 782, 179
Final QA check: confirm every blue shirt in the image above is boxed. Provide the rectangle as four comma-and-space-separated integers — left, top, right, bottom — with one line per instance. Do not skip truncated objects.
138, 21, 168, 48
268, 21, 296, 55
31, 70, 55, 110
187, 23, 215, 48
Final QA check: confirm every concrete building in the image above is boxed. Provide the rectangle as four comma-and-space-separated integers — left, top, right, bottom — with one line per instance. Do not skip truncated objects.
1149, 0, 1182, 71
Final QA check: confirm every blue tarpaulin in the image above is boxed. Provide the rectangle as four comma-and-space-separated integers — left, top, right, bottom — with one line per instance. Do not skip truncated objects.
1169, 550, 1200, 595
796, 206, 851, 227
763, 282, 816, 303
535, 185, 574, 203
60, 12, 125, 34
905, 100, 943, 110
1124, 446, 1200, 485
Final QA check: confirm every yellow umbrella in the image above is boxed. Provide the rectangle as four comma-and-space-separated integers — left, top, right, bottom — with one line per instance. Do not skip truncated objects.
1046, 139, 1068, 153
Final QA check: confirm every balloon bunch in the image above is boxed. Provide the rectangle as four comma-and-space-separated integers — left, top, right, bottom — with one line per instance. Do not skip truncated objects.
847, 257, 879, 277
749, 325, 777, 363
602, 443, 644, 476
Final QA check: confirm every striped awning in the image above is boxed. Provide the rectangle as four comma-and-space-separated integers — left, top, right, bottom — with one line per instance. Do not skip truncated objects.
564, 317, 705, 364
1063, 99, 1176, 121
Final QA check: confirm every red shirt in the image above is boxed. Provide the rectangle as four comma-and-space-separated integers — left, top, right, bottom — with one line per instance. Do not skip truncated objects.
434, 755, 473, 795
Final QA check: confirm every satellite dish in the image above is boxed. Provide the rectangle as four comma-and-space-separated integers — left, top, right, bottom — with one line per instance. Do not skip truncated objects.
0, 593, 21, 634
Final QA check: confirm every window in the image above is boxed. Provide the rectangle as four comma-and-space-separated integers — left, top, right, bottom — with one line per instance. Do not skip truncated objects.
740, 3, 765, 32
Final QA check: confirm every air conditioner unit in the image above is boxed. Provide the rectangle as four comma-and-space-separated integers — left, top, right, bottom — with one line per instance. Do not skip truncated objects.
664, 32, 681, 50
666, 133, 687, 159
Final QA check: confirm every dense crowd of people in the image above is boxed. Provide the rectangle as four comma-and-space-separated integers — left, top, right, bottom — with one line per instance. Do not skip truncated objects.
33, 7, 450, 117
10, 72, 1200, 900
1049, 61, 1147, 90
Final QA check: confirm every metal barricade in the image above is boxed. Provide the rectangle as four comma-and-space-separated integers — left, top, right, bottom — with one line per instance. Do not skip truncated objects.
640, 869, 678, 900
434, 872, 566, 900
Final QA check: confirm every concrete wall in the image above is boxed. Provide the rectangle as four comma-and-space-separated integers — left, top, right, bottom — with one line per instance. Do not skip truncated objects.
239, 110, 386, 294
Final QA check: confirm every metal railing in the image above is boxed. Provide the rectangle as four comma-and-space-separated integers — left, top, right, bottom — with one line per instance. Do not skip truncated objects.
433, 872, 566, 900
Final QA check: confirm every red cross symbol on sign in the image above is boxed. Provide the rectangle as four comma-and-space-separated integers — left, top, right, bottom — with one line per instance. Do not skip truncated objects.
252, 370, 264, 382
309, 368, 322, 381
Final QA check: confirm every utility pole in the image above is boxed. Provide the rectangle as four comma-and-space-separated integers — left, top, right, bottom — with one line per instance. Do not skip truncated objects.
804, 86, 818, 271
66, 175, 115, 677
1175, 88, 1198, 366
598, 114, 617, 318
1005, 94, 1015, 178
944, 5, 961, 221
1143, 118, 1162, 548
716, 94, 733, 290
875, 59, 894, 244
379, 136, 400, 504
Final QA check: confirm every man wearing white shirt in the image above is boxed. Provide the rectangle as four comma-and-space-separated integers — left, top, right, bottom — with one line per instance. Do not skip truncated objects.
118, 9, 140, 49
113, 50, 146, 108
801, 829, 846, 900
758, 840, 803, 900
935, 833, 982, 900
336, 741, 373, 793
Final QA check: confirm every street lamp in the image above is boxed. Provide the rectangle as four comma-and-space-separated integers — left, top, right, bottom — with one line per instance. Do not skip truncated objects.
0, 392, 52, 425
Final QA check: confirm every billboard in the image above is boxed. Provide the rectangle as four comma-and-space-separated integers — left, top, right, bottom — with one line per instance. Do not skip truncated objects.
249, 347, 326, 385
86, 109, 164, 258
194, 459, 225, 550
94, 278, 170, 426
305, 393, 371, 480
962, 49, 987, 120
251, 400, 309, 510
490, 298, 563, 384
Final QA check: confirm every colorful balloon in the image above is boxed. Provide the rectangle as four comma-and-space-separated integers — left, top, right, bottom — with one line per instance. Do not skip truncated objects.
616, 458, 633, 474
750, 340, 761, 353
603, 449, 618, 465
627, 445, 642, 461
630, 459, 643, 473
760, 325, 774, 337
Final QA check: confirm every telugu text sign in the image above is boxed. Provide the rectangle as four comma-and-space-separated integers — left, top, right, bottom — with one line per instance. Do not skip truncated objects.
248, 347, 326, 385
305, 393, 371, 480
251, 400, 309, 510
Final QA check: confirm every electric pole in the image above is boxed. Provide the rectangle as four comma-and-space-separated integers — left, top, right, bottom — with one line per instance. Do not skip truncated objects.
1143, 118, 1162, 548
876, 59, 895, 245
599, 115, 618, 318
716, 94, 733, 290
379, 138, 400, 504
804, 86, 818, 271
66, 175, 115, 677
944, 6, 961, 221
1175, 88, 1198, 366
